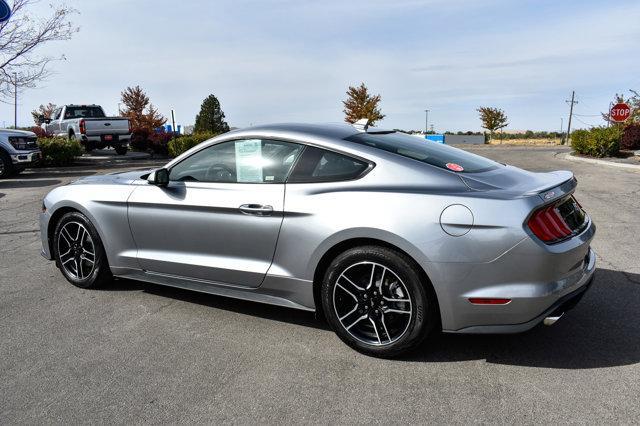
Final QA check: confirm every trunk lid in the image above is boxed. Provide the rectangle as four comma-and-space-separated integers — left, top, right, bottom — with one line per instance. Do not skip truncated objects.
459, 165, 575, 199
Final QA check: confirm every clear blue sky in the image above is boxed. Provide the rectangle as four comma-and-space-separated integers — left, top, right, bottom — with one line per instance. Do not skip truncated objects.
5, 0, 640, 131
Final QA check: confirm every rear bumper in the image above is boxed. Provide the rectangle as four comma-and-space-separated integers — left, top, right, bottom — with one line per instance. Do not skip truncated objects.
82, 134, 131, 143
448, 248, 595, 334
433, 217, 596, 333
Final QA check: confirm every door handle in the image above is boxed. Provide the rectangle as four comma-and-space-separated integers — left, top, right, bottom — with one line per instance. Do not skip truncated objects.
239, 204, 274, 216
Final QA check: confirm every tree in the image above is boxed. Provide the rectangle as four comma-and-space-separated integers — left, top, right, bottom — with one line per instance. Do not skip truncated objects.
194, 94, 229, 134
31, 102, 57, 125
120, 85, 166, 131
342, 83, 385, 126
0, 0, 79, 101
477, 107, 508, 142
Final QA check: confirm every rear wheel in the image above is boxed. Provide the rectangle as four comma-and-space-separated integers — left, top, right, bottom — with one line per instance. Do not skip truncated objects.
53, 211, 112, 289
114, 145, 128, 155
321, 245, 437, 357
0, 150, 14, 178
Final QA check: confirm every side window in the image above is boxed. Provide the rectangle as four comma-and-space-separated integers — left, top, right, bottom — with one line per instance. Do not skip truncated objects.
52, 108, 62, 120
168, 139, 303, 183
288, 146, 369, 183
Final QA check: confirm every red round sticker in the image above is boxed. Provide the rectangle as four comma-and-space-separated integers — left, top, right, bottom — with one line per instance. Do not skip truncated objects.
446, 163, 464, 172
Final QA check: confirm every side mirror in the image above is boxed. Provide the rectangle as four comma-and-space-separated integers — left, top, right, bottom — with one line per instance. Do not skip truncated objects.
148, 168, 169, 187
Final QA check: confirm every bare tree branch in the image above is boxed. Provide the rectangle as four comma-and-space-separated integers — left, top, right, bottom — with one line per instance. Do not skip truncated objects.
0, 0, 79, 100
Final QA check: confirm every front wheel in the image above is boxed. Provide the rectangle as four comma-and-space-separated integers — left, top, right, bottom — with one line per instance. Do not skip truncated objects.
321, 246, 438, 357
0, 150, 14, 178
53, 211, 112, 289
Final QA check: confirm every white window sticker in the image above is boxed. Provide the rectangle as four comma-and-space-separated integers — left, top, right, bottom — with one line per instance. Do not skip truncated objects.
235, 139, 263, 182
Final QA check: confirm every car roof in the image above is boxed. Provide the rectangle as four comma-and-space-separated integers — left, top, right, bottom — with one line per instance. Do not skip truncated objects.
232, 122, 364, 140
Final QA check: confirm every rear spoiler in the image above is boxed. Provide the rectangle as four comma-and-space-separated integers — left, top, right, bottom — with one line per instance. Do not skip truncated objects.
531, 173, 577, 204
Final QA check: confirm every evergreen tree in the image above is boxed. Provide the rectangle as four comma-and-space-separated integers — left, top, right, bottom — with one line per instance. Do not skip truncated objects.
194, 94, 230, 134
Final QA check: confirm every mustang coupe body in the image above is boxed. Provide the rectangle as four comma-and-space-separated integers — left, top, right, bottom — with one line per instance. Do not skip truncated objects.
40, 123, 595, 356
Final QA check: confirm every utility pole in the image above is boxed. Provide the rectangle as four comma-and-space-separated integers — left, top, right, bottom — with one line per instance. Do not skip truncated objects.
424, 109, 430, 134
565, 91, 577, 145
13, 72, 17, 128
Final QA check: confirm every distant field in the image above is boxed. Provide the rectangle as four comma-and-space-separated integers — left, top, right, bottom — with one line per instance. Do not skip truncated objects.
488, 137, 563, 146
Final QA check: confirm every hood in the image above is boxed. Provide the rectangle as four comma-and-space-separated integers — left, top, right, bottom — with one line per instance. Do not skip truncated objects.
70, 169, 153, 186
0, 128, 36, 137
459, 165, 574, 198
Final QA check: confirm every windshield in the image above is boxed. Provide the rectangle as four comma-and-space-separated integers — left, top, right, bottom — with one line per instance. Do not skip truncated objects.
345, 132, 500, 173
64, 106, 106, 119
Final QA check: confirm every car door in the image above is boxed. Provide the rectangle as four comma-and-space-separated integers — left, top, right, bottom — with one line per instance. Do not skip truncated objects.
46, 108, 62, 136
127, 138, 303, 288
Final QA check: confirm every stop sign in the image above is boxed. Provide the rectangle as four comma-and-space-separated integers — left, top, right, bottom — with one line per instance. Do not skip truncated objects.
610, 102, 632, 122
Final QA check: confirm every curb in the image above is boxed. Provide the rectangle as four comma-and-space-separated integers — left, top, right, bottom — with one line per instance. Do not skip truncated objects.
562, 152, 640, 171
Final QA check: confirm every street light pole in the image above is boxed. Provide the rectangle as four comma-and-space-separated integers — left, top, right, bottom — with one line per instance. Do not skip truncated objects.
13, 72, 17, 128
425, 109, 430, 134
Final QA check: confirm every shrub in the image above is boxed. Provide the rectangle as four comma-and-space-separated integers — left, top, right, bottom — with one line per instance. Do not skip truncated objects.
571, 126, 622, 158
621, 124, 640, 150
37, 137, 83, 166
130, 128, 151, 152
147, 131, 174, 156
168, 132, 215, 157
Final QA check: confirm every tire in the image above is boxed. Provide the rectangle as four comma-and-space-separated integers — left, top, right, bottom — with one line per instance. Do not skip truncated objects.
321, 245, 437, 357
53, 211, 112, 289
0, 150, 14, 178
114, 145, 128, 155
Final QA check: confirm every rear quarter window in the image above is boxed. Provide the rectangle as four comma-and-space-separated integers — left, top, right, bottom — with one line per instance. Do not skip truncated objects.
345, 132, 500, 173
288, 146, 369, 183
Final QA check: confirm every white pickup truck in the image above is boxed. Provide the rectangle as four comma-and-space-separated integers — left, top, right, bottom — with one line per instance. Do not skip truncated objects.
40, 104, 131, 155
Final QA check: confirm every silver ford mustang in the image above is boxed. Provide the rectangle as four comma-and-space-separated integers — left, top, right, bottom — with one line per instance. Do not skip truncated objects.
40, 123, 595, 357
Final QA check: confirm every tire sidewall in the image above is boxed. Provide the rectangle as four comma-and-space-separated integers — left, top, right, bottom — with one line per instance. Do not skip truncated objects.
321, 246, 435, 357
0, 150, 14, 178
53, 211, 109, 288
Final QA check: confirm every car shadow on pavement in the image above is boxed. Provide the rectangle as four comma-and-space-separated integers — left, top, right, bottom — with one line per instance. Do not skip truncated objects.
104, 268, 638, 368
0, 179, 61, 189
110, 278, 328, 331
405, 268, 640, 369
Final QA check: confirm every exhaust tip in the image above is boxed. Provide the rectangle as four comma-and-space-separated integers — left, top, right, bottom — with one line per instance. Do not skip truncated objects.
543, 312, 564, 326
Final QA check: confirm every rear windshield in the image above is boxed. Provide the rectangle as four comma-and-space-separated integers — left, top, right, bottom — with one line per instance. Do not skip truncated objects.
64, 106, 106, 119
344, 132, 500, 173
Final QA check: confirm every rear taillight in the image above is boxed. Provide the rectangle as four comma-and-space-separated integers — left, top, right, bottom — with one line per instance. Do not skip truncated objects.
527, 196, 585, 243
79, 119, 86, 134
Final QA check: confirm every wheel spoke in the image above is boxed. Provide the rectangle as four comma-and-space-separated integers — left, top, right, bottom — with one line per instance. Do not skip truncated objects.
367, 263, 376, 289
62, 226, 76, 243
380, 314, 392, 343
368, 317, 381, 344
339, 273, 365, 292
78, 257, 84, 278
345, 314, 367, 331
383, 296, 411, 303
335, 282, 358, 302
383, 307, 411, 315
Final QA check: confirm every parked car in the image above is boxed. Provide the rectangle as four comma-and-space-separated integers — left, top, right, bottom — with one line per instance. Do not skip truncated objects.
0, 129, 41, 178
40, 104, 131, 155
39, 123, 595, 357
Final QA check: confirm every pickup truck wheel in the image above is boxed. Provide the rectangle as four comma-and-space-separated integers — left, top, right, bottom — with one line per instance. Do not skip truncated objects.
0, 150, 14, 178
115, 145, 128, 155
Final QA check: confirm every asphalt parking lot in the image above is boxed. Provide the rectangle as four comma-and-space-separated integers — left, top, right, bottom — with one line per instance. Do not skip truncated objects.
1, 146, 638, 423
